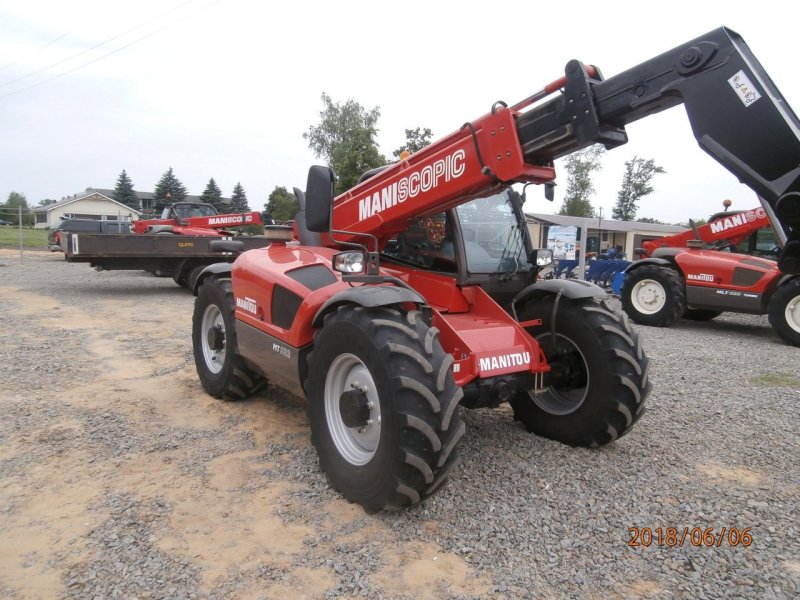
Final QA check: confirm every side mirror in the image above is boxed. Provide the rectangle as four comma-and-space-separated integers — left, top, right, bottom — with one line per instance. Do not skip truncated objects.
305, 166, 336, 232
544, 182, 555, 202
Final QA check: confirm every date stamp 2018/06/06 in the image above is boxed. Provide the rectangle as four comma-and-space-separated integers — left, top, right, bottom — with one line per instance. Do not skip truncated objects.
628, 527, 753, 548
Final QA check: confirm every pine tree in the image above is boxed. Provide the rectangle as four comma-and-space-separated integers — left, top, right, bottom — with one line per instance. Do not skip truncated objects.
230, 182, 250, 212
199, 178, 225, 212
153, 168, 188, 214
113, 170, 139, 210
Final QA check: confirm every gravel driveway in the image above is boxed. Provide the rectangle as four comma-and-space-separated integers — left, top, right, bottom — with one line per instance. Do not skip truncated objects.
1, 249, 798, 599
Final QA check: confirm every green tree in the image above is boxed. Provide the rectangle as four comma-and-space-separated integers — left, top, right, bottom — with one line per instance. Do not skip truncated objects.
113, 169, 140, 210
393, 127, 433, 158
1, 191, 29, 225
674, 217, 707, 229
230, 182, 250, 212
304, 92, 386, 193
636, 216, 665, 224
199, 177, 225, 212
558, 145, 605, 217
153, 167, 188, 214
265, 186, 299, 222
612, 157, 665, 221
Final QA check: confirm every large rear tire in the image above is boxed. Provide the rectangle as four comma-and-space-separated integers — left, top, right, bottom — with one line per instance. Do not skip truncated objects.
621, 265, 685, 327
306, 305, 464, 513
767, 278, 800, 347
192, 277, 266, 400
510, 297, 650, 447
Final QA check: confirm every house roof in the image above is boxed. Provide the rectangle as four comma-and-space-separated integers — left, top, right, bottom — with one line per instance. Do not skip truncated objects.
33, 191, 142, 215
85, 188, 229, 204
74, 188, 231, 206
525, 212, 685, 234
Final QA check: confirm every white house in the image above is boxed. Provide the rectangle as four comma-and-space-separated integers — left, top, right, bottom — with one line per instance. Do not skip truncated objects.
33, 191, 142, 229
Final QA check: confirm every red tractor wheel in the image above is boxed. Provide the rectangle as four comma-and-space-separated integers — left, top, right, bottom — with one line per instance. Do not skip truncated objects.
621, 265, 686, 327
306, 305, 464, 513
510, 297, 650, 447
767, 278, 800, 347
192, 277, 266, 399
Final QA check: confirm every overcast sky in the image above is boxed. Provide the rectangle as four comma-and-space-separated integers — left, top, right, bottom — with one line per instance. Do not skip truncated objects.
1, 0, 796, 223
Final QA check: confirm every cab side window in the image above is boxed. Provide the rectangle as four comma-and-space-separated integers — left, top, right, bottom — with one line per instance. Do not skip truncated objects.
383, 214, 456, 272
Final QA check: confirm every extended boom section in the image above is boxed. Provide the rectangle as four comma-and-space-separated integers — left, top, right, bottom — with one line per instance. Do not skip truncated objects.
515, 27, 800, 273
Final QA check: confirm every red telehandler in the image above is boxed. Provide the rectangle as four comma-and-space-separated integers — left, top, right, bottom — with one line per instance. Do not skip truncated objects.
619, 205, 799, 346
191, 27, 800, 512
132, 201, 270, 236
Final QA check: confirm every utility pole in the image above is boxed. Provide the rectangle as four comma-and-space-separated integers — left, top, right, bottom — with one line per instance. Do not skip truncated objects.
598, 207, 604, 254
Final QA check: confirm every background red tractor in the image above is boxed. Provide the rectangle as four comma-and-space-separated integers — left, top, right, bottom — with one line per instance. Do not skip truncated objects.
618, 205, 799, 346
132, 201, 269, 236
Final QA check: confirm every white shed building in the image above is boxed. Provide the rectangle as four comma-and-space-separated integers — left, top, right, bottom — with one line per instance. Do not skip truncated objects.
33, 192, 141, 229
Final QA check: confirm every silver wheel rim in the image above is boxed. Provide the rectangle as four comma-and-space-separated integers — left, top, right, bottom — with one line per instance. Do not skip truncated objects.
532, 332, 589, 415
324, 353, 381, 466
631, 278, 667, 315
201, 304, 226, 374
786, 293, 800, 334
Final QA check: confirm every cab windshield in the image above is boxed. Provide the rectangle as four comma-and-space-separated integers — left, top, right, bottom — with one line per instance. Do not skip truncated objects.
456, 190, 530, 273
171, 204, 218, 219
382, 190, 530, 274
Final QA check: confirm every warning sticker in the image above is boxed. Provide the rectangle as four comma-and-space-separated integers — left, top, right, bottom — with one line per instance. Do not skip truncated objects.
727, 70, 762, 107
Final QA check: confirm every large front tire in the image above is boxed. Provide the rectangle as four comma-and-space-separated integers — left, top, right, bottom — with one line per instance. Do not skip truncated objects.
767, 278, 800, 347
192, 277, 266, 400
510, 297, 650, 447
306, 305, 464, 513
621, 265, 685, 327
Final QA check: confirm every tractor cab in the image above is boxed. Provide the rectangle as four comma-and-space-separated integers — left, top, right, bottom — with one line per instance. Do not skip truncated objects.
161, 202, 218, 223
381, 188, 552, 306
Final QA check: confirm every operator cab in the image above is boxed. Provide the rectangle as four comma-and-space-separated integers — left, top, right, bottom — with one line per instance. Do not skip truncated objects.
382, 188, 551, 307
161, 202, 218, 221
383, 190, 530, 273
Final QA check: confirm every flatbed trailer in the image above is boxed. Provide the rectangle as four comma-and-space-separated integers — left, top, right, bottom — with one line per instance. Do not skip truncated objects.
62, 232, 271, 288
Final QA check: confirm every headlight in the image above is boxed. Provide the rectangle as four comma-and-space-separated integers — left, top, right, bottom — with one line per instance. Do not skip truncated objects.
536, 249, 553, 266
333, 251, 366, 274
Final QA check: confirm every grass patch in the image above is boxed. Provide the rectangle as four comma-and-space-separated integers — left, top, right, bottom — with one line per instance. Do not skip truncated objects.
750, 373, 800, 388
0, 226, 48, 248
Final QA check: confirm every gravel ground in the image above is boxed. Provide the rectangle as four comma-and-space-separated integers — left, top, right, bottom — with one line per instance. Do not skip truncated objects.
0, 249, 798, 599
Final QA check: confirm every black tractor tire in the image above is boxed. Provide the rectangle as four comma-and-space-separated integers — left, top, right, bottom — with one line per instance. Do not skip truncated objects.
192, 277, 266, 400
767, 278, 800, 347
173, 271, 190, 288
188, 265, 207, 291
621, 265, 686, 327
683, 308, 723, 321
174, 264, 206, 289
510, 297, 650, 447
306, 305, 464, 513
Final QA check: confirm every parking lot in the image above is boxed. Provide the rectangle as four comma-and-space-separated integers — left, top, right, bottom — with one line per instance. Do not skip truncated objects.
1, 248, 798, 599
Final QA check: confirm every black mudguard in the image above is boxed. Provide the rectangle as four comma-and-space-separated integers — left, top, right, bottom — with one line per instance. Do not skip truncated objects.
512, 278, 607, 313
312, 285, 425, 328
623, 257, 673, 273
191, 262, 233, 295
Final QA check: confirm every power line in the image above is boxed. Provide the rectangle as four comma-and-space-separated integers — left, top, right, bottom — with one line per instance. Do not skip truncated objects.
0, 0, 203, 91
0, 27, 81, 73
